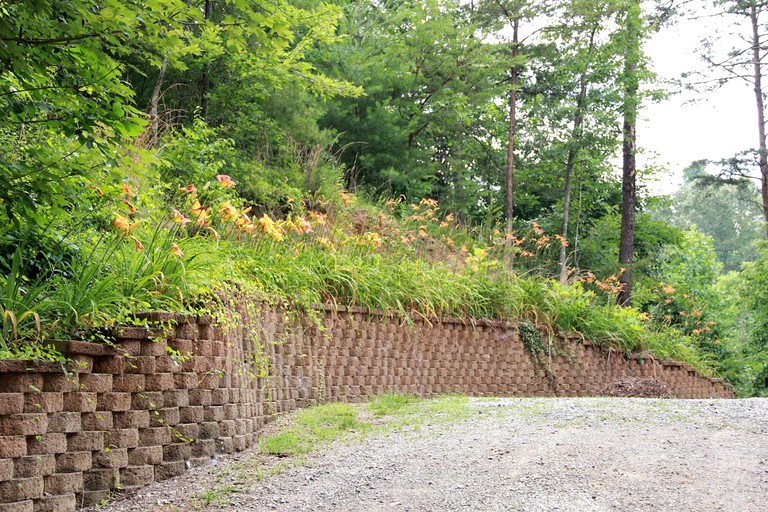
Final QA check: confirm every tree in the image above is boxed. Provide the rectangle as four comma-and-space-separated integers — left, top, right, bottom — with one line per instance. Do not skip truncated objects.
695, 0, 768, 236
617, 0, 644, 306
653, 161, 763, 271
320, 0, 501, 209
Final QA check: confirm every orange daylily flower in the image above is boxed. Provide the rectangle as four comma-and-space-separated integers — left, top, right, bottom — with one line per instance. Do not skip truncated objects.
121, 182, 136, 197
122, 200, 137, 215
195, 209, 209, 226
172, 209, 191, 226
170, 243, 183, 258
112, 213, 140, 234
207, 227, 219, 240
219, 201, 239, 220
216, 174, 235, 188
309, 212, 326, 225
113, 213, 130, 231
297, 217, 312, 234
191, 200, 210, 226
89, 185, 104, 196
178, 184, 197, 194
128, 236, 144, 251
259, 214, 275, 233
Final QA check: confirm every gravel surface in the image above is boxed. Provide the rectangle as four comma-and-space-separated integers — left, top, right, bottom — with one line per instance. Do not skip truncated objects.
89, 397, 768, 512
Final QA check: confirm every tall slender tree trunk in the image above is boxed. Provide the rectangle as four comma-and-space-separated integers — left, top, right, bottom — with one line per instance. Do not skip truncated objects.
201, 0, 213, 120
618, 2, 641, 307
504, 17, 519, 266
559, 27, 596, 284
505, 17, 519, 233
750, 4, 768, 237
148, 56, 168, 149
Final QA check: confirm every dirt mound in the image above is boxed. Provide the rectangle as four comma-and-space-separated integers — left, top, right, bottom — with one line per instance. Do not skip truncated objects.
601, 377, 672, 398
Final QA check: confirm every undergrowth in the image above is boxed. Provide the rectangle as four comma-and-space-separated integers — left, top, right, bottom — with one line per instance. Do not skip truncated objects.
0, 175, 718, 376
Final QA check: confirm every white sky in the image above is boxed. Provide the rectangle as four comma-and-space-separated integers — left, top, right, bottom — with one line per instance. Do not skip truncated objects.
640, 5, 758, 194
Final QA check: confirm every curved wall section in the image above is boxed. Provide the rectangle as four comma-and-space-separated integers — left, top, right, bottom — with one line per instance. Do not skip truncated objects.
0, 304, 734, 511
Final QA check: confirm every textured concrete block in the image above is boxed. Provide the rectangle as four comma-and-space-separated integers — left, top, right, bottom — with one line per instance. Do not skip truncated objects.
130, 392, 164, 411
42, 373, 79, 393
62, 392, 97, 413
0, 374, 43, 393
197, 422, 219, 440
13, 454, 55, 478
127, 446, 163, 466
82, 468, 119, 491
153, 461, 185, 482
124, 357, 156, 375
66, 431, 103, 452
92, 355, 126, 374
173, 423, 198, 442
77, 489, 113, 508
104, 429, 139, 450
0, 500, 33, 512
46, 412, 81, 433
190, 439, 215, 459
187, 389, 211, 406
178, 406, 203, 424
162, 442, 191, 462
0, 477, 43, 502
78, 374, 112, 393
149, 408, 179, 428
96, 392, 131, 412
93, 448, 128, 469
161, 390, 188, 408
203, 406, 224, 422
0, 436, 27, 458
0, 394, 24, 415
0, 458, 12, 481
23, 393, 63, 414
138, 427, 171, 447
119, 465, 153, 488
44, 471, 83, 494
173, 373, 197, 389
26, 434, 67, 456
55, 451, 92, 473
111, 374, 145, 393
0, 414, 48, 436
113, 411, 150, 430
29, 492, 75, 512
154, 356, 181, 374
81, 411, 113, 431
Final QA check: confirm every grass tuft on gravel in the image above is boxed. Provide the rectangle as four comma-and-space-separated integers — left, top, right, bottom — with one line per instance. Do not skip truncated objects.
259, 402, 366, 456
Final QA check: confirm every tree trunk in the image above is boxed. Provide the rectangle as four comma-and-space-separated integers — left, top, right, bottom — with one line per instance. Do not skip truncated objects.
201, 0, 213, 120
148, 56, 168, 149
506, 17, 519, 235
618, 2, 641, 307
750, 4, 768, 237
559, 26, 596, 284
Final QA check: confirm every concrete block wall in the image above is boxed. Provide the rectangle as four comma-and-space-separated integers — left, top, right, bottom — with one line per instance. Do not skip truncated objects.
0, 303, 734, 511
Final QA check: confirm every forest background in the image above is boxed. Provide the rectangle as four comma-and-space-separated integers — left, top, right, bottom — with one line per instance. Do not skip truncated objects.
2, 0, 768, 396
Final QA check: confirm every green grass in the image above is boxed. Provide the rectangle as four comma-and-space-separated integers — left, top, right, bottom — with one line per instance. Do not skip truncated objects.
258, 394, 472, 460
259, 402, 365, 456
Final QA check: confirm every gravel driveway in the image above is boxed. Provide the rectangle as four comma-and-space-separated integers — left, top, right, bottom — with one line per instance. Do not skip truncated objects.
93, 397, 768, 512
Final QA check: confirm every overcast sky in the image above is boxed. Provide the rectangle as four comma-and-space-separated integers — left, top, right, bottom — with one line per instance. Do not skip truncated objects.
639, 4, 758, 194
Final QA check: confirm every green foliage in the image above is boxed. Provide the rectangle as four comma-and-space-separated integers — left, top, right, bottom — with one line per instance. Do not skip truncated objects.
652, 164, 763, 272
368, 393, 419, 417
259, 402, 363, 456
715, 241, 768, 395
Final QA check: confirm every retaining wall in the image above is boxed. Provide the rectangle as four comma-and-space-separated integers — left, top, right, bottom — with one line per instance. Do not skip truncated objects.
0, 304, 734, 511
